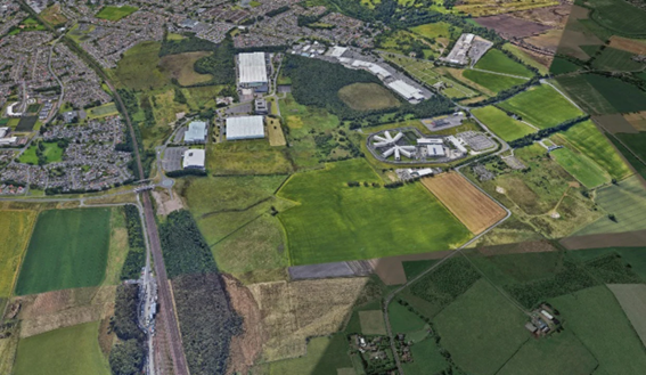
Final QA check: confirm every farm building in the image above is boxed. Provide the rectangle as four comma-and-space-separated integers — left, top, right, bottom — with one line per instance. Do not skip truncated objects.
184, 121, 208, 144
237, 52, 269, 92
226, 116, 265, 140
387, 80, 424, 103
182, 149, 205, 169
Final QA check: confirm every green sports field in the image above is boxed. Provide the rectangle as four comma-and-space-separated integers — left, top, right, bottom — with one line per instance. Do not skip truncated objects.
474, 49, 534, 78
471, 105, 535, 141
276, 159, 471, 265
462, 69, 526, 94
13, 321, 110, 375
498, 84, 585, 129
95, 5, 138, 21
550, 147, 610, 188
14, 208, 112, 295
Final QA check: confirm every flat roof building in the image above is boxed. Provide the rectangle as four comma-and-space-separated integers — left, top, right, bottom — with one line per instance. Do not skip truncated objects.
184, 121, 208, 144
226, 116, 265, 140
238, 52, 268, 90
427, 144, 445, 156
387, 80, 424, 103
255, 98, 269, 115
183, 149, 205, 169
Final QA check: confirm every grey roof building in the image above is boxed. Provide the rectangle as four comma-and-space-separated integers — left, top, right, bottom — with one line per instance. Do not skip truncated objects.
184, 121, 208, 144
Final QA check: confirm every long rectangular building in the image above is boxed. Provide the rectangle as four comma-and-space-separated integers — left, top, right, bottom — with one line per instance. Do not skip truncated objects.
238, 52, 268, 90
226, 116, 265, 140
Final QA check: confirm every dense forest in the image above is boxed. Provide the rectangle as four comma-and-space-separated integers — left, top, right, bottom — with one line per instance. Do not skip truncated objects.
159, 210, 217, 278
172, 273, 242, 375
159, 35, 217, 57
193, 37, 238, 86
109, 284, 146, 375
120, 205, 146, 280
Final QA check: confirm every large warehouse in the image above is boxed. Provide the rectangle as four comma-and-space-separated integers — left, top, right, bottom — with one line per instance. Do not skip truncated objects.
184, 121, 207, 144
226, 116, 265, 140
182, 149, 205, 169
237, 52, 268, 92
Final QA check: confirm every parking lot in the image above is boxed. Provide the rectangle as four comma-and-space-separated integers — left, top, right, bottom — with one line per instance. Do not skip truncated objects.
162, 147, 187, 172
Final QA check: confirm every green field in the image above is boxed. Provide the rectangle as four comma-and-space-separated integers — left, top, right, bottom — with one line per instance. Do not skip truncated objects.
471, 105, 535, 141
550, 286, 646, 374
549, 57, 581, 75
95, 5, 138, 21
338, 83, 400, 111
269, 334, 353, 375
593, 47, 644, 72
550, 147, 610, 188
502, 43, 549, 75
557, 74, 646, 114
389, 302, 427, 334
13, 321, 110, 375
409, 21, 459, 40
556, 120, 632, 180
18, 141, 65, 165
86, 102, 118, 119
576, 175, 646, 235
111, 41, 169, 90
498, 84, 585, 129
433, 279, 529, 375
462, 69, 527, 94
567, 247, 646, 280
0, 210, 36, 296
359, 310, 387, 335
474, 49, 534, 78
615, 131, 646, 165
276, 159, 471, 265
587, 0, 646, 37
15, 208, 112, 295
402, 337, 452, 375
207, 139, 293, 175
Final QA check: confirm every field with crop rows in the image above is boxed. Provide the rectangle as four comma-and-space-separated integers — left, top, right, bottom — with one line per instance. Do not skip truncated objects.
550, 147, 610, 188
474, 49, 534, 78
471, 105, 535, 141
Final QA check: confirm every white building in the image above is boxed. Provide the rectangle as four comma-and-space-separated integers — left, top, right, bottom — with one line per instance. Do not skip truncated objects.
182, 149, 205, 169
0, 137, 18, 146
427, 144, 445, 156
184, 121, 208, 144
226, 116, 265, 140
237, 52, 268, 91
387, 80, 424, 103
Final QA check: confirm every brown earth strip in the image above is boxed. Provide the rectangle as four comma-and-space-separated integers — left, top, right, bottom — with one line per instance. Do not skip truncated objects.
623, 112, 646, 131
593, 114, 638, 134
475, 14, 552, 39
608, 36, 646, 55
560, 229, 646, 249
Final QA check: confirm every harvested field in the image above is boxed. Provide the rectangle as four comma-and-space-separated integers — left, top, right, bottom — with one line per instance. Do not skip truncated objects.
607, 284, 646, 346
246, 277, 373, 362
623, 112, 646, 131
421, 173, 506, 235
608, 36, 646, 55
525, 29, 564, 54
474, 14, 552, 39
593, 114, 638, 134
553, 29, 603, 60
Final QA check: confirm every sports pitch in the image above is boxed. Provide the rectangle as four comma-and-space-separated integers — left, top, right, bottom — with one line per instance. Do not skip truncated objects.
276, 159, 471, 265
471, 105, 535, 141
95, 5, 138, 21
14, 208, 112, 295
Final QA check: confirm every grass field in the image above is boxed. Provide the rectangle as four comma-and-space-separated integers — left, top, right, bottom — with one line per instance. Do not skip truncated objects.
567, 247, 646, 280
474, 49, 534, 78
550, 147, 610, 188
607, 284, 646, 346
13, 321, 110, 375
402, 337, 452, 375
111, 41, 169, 90
277, 159, 471, 265
433, 279, 529, 375
86, 102, 118, 119
268, 334, 353, 375
557, 74, 646, 114
95, 5, 138, 21
40, 4, 68, 26
555, 120, 632, 180
206, 139, 292, 175
471, 105, 535, 141
389, 301, 427, 334
266, 116, 286, 146
550, 57, 582, 75
615, 131, 646, 164
576, 175, 646, 235
158, 52, 212, 86
338, 83, 401, 111
421, 173, 507, 235
455, 0, 558, 16
587, 0, 646, 37
15, 208, 112, 295
498, 84, 585, 129
463, 69, 527, 94
359, 310, 387, 335
409, 21, 458, 41
503, 44, 549, 75
0, 210, 37, 297
593, 47, 644, 72
550, 286, 646, 374
18, 141, 65, 165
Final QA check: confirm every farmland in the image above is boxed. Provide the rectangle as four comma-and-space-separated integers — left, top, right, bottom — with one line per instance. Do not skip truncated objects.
471, 105, 535, 141
420, 173, 507, 235
268, 334, 353, 375
498, 84, 585, 129
338, 83, 400, 111
15, 208, 112, 296
592, 47, 644, 72
557, 74, 646, 114
614, 131, 646, 164
462, 69, 527, 94
0, 210, 37, 297
277, 159, 471, 265
586, 0, 646, 37
550, 147, 610, 188
607, 284, 646, 345
474, 49, 535, 78
95, 5, 138, 21
13, 321, 110, 375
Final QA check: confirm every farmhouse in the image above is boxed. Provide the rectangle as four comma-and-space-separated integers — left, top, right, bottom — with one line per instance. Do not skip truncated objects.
182, 149, 205, 169
226, 115, 265, 140
184, 121, 208, 144
237, 52, 269, 92
387, 80, 424, 103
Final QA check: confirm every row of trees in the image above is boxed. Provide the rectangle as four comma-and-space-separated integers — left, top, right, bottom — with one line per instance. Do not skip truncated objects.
508, 115, 590, 148
109, 284, 145, 375
119, 205, 146, 280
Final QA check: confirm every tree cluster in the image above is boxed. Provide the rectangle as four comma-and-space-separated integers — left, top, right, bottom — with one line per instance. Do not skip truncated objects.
193, 37, 236, 85
120, 205, 146, 280
109, 284, 145, 375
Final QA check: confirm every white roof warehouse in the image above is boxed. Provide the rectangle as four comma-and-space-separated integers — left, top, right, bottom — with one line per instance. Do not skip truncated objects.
184, 121, 207, 143
238, 52, 268, 85
226, 116, 265, 140
183, 149, 205, 169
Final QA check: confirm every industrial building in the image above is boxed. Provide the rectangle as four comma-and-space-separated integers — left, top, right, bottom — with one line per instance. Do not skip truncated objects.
387, 80, 425, 103
254, 98, 269, 115
184, 121, 208, 144
182, 149, 205, 169
426, 144, 445, 157
237, 52, 269, 92
226, 116, 265, 140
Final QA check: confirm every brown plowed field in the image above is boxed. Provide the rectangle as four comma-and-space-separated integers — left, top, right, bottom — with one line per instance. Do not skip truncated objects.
623, 112, 646, 131
421, 173, 506, 235
608, 36, 646, 55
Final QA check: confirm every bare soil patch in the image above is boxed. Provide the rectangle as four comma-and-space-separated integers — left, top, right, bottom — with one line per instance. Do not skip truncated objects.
158, 51, 212, 86
476, 240, 557, 256
608, 36, 646, 55
623, 112, 646, 131
593, 114, 638, 134
475, 14, 552, 39
555, 29, 604, 60
152, 188, 184, 216
560, 229, 646, 249
525, 29, 565, 54
512, 4, 572, 27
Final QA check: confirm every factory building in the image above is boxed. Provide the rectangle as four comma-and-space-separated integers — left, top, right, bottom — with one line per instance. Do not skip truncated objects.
226, 116, 265, 140
237, 52, 269, 92
184, 121, 208, 144
427, 144, 445, 156
387, 80, 425, 103
182, 149, 205, 169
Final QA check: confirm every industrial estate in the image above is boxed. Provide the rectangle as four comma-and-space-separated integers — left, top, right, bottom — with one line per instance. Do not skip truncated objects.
1, 0, 646, 375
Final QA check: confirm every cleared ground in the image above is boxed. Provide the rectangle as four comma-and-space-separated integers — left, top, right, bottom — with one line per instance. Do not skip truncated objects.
338, 83, 401, 111
421, 172, 507, 235
158, 51, 213, 86
471, 105, 535, 141
15, 208, 112, 296
277, 159, 471, 265
0, 210, 37, 297
607, 284, 646, 346
550, 147, 610, 188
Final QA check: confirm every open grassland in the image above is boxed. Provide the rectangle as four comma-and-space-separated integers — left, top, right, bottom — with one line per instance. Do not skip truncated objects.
358, 310, 387, 335
557, 74, 646, 114
462, 69, 527, 93
576, 176, 646, 235
207, 139, 293, 175
389, 301, 428, 334
86, 102, 118, 119
615, 131, 646, 163
15, 208, 112, 296
13, 321, 110, 375
503, 43, 549, 75
0, 210, 37, 297
550, 147, 610, 188
607, 284, 646, 346
409, 21, 458, 41
465, 246, 563, 284
497, 330, 598, 375
550, 286, 646, 375
0, 308, 19, 374
95, 5, 138, 21
338, 83, 401, 111
111, 41, 169, 90
159, 51, 213, 86
454, 0, 559, 17
474, 49, 534, 78
40, 4, 68, 26
421, 173, 507, 235
587, 0, 646, 37
266, 116, 286, 146
433, 279, 529, 375
277, 159, 471, 265
18, 141, 64, 165
593, 47, 644, 72
471, 105, 535, 141
402, 337, 452, 375
555, 120, 632, 180
550, 57, 582, 75
268, 334, 353, 375
498, 84, 584, 129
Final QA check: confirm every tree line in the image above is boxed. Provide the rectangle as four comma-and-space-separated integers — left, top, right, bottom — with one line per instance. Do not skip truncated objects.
120, 205, 146, 280
109, 284, 146, 375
